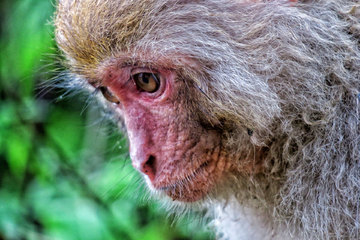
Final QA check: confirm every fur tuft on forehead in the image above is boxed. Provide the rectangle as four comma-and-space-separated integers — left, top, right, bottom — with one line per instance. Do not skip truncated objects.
55, 0, 296, 73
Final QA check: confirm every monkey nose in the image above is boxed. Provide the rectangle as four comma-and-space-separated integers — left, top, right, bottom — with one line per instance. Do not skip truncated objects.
140, 155, 156, 182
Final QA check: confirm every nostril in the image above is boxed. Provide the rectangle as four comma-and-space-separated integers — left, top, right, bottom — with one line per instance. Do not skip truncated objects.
141, 155, 156, 182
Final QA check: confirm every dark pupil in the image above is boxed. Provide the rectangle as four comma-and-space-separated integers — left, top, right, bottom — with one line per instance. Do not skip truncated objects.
142, 74, 149, 84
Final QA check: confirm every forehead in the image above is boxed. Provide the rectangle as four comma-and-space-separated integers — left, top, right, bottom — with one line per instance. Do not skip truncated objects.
55, 0, 191, 77
54, 0, 261, 84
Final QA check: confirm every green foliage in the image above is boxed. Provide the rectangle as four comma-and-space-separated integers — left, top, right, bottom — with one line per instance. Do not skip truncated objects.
0, 0, 210, 239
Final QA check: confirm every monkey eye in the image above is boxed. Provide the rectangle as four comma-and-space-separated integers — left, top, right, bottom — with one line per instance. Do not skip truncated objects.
99, 86, 120, 104
132, 72, 160, 93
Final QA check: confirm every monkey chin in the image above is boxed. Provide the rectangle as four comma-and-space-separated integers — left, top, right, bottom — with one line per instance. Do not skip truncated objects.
162, 185, 209, 203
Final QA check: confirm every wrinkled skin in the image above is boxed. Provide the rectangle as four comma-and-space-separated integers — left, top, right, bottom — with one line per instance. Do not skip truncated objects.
96, 60, 236, 202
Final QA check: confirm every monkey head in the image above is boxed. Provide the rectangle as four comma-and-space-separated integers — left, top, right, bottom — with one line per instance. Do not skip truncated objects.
54, 0, 285, 203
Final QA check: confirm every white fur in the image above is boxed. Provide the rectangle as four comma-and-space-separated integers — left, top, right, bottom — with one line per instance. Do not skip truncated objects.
212, 199, 289, 240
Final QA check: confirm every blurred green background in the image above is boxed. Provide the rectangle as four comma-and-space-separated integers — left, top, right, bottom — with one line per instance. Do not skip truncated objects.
0, 0, 210, 239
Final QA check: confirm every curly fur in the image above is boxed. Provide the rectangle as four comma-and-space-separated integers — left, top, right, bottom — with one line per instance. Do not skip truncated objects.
55, 0, 360, 239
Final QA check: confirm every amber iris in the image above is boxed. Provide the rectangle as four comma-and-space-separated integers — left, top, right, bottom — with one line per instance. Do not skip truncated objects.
133, 73, 159, 93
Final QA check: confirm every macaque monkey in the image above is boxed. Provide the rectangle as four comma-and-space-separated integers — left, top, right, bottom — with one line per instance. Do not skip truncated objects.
54, 0, 360, 239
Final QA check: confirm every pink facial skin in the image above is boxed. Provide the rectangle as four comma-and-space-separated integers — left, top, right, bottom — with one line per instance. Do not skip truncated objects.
96, 60, 231, 202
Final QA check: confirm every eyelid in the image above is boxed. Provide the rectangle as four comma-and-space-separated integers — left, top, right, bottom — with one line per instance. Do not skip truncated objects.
131, 67, 159, 76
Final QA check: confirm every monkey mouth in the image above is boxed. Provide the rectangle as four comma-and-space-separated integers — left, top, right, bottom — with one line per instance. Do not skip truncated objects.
159, 161, 210, 190
156, 161, 211, 202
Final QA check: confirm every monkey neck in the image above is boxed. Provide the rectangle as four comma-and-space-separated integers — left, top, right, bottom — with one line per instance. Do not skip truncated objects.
211, 140, 290, 239
212, 197, 291, 240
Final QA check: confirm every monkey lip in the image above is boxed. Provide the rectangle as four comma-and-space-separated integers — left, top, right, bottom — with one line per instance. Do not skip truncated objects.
154, 161, 212, 202
157, 161, 210, 190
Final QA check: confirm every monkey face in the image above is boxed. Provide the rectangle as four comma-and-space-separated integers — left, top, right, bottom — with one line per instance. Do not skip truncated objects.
95, 62, 230, 202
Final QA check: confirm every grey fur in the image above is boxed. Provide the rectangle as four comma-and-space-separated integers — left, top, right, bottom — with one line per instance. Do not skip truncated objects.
55, 0, 360, 239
